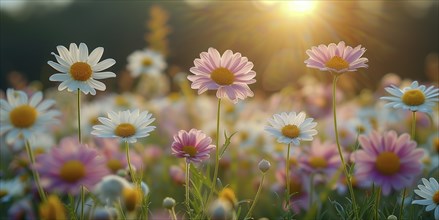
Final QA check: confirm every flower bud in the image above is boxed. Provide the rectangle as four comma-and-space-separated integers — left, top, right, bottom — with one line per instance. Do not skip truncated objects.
162, 197, 176, 210
387, 215, 397, 220
258, 159, 271, 173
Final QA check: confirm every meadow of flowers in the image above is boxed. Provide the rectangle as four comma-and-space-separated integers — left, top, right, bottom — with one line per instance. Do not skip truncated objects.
1, 5, 439, 220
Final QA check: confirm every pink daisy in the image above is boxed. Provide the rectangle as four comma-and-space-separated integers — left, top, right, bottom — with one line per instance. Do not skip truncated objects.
187, 47, 256, 103
171, 129, 216, 163
36, 139, 109, 195
304, 41, 368, 74
298, 138, 341, 176
351, 131, 424, 195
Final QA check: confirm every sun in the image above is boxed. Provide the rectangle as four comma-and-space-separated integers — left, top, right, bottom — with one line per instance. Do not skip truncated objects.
283, 1, 317, 15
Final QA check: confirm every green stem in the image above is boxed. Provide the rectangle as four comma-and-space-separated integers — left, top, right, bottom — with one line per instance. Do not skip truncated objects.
399, 112, 416, 219
244, 174, 265, 219
285, 143, 291, 212
169, 208, 177, 220
208, 98, 221, 203
125, 141, 136, 185
411, 111, 416, 139
119, 199, 127, 220
24, 141, 47, 202
77, 89, 82, 143
309, 173, 314, 209
80, 186, 85, 220
185, 162, 191, 215
332, 75, 359, 220
375, 186, 381, 220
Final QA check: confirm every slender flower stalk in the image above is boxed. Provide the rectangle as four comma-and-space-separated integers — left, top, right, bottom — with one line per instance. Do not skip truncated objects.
125, 141, 137, 185
77, 89, 82, 143
285, 143, 291, 211
77, 89, 84, 220
399, 111, 417, 219
25, 141, 47, 202
208, 98, 222, 203
80, 186, 85, 220
169, 208, 177, 220
411, 111, 417, 139
185, 162, 191, 213
309, 173, 314, 209
244, 174, 265, 219
375, 186, 381, 220
332, 75, 359, 220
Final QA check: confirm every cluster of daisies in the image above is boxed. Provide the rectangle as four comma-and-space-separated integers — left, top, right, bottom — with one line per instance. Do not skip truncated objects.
0, 41, 438, 219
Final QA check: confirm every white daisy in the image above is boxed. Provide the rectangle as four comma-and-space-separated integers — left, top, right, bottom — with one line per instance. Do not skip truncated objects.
0, 89, 60, 143
127, 48, 166, 77
0, 178, 25, 202
412, 177, 439, 220
91, 109, 156, 143
381, 81, 439, 113
48, 43, 116, 95
265, 111, 318, 145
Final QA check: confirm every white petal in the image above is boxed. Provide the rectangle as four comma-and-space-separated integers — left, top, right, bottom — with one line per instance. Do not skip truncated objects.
48, 61, 68, 73
89, 79, 106, 91
56, 45, 73, 64
69, 43, 79, 61
49, 73, 70, 82
92, 72, 116, 79
79, 43, 89, 62
88, 47, 104, 66
29, 92, 42, 107
93, 59, 116, 72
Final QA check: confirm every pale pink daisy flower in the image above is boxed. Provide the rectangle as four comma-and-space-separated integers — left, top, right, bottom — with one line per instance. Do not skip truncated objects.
351, 131, 424, 195
171, 129, 215, 163
187, 47, 256, 103
304, 41, 368, 74
36, 139, 109, 195
298, 138, 341, 176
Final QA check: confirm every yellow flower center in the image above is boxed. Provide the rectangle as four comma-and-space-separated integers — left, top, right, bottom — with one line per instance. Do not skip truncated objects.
309, 156, 328, 169
115, 123, 136, 138
401, 89, 425, 106
219, 188, 237, 206
210, 67, 235, 85
240, 131, 249, 141
281, 125, 300, 138
59, 160, 86, 183
70, 62, 92, 81
433, 137, 439, 154
115, 96, 129, 107
34, 147, 46, 156
375, 152, 400, 175
142, 58, 153, 67
325, 56, 349, 71
182, 146, 197, 157
433, 191, 439, 204
123, 187, 143, 212
356, 125, 366, 134
39, 195, 66, 220
107, 159, 123, 173
339, 129, 349, 139
9, 105, 37, 128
